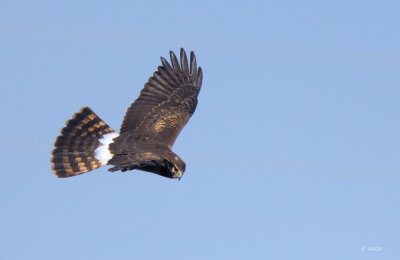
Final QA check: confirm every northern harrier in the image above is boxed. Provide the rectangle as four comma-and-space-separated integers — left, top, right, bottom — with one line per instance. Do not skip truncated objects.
51, 48, 203, 179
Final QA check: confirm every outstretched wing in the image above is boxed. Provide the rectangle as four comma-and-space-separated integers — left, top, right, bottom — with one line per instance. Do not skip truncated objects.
118, 48, 203, 148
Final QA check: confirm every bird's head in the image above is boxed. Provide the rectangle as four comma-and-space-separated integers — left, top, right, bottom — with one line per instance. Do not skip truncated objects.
164, 154, 186, 180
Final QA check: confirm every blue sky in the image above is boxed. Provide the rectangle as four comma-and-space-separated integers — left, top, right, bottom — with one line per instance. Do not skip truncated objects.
1, 0, 399, 259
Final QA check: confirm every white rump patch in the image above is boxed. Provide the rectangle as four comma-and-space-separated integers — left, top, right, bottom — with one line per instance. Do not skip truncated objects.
95, 132, 119, 165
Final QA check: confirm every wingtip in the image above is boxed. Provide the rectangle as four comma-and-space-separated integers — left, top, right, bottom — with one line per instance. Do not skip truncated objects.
180, 47, 186, 56
189, 51, 197, 77
160, 56, 172, 70
164, 48, 202, 86
197, 67, 203, 88
169, 50, 180, 70
180, 48, 189, 74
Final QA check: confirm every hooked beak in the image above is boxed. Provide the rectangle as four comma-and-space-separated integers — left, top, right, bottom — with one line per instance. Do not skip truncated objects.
177, 170, 183, 180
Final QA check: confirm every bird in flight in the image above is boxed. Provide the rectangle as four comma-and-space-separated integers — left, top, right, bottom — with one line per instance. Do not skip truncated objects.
51, 48, 203, 180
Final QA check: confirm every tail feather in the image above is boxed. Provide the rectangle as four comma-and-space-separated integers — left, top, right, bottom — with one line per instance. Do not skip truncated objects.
51, 107, 115, 178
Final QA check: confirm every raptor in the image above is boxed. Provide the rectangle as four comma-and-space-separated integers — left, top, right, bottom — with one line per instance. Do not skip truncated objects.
51, 48, 203, 179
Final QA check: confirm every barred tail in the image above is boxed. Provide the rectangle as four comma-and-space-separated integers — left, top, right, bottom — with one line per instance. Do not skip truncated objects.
51, 107, 117, 178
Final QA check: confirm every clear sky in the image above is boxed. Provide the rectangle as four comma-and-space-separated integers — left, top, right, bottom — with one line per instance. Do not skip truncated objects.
1, 0, 399, 259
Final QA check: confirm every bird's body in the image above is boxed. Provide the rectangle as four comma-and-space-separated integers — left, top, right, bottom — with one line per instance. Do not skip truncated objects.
51, 49, 202, 179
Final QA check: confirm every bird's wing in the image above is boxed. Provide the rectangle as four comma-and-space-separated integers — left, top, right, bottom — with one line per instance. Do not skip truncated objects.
117, 48, 203, 148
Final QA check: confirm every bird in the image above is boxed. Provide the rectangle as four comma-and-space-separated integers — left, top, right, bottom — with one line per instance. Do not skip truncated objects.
51, 48, 203, 180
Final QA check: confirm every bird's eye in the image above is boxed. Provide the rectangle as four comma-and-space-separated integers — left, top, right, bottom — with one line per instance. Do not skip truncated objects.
172, 166, 178, 172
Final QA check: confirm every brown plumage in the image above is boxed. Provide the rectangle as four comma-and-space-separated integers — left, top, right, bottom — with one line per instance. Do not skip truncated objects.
51, 48, 202, 179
